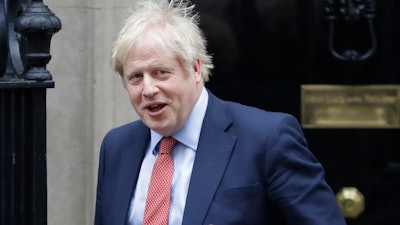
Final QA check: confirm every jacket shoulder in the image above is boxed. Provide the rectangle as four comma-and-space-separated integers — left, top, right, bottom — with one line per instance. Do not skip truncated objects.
225, 100, 300, 128
102, 120, 148, 147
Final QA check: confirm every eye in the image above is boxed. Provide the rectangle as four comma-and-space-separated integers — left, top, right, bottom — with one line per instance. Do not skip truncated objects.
156, 70, 168, 76
154, 70, 172, 80
133, 73, 143, 79
126, 73, 143, 84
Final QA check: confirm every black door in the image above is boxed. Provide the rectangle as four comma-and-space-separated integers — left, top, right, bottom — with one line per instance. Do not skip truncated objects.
193, 0, 400, 224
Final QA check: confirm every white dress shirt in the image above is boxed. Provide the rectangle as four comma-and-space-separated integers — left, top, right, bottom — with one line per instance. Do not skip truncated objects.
127, 87, 208, 225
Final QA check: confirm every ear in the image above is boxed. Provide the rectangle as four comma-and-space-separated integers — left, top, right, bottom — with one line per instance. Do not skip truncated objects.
193, 58, 202, 83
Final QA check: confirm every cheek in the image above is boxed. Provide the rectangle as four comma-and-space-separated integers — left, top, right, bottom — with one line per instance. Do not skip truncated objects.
127, 87, 142, 103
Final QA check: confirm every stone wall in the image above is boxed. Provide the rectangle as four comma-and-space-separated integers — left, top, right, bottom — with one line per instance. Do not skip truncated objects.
46, 0, 138, 224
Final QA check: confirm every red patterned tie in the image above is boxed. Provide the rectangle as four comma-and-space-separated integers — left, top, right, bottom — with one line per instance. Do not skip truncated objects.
143, 137, 177, 225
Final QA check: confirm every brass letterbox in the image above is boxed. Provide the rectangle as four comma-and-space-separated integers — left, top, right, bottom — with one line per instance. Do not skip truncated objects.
301, 85, 400, 128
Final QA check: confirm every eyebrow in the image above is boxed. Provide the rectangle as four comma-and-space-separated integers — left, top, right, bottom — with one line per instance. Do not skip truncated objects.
123, 55, 181, 76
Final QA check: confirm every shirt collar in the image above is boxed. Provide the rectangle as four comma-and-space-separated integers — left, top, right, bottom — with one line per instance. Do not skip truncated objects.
149, 87, 208, 154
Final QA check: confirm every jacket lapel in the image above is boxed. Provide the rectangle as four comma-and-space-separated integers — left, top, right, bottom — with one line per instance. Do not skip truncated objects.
113, 122, 150, 225
182, 92, 237, 225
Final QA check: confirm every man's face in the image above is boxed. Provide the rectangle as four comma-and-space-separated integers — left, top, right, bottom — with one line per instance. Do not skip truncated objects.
122, 42, 203, 136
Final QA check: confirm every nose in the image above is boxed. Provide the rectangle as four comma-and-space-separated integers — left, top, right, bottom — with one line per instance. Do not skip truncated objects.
142, 75, 159, 98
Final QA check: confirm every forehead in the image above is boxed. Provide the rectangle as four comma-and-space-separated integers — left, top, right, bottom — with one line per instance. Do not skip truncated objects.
125, 44, 177, 67
123, 44, 184, 76
130, 43, 172, 60
122, 29, 187, 73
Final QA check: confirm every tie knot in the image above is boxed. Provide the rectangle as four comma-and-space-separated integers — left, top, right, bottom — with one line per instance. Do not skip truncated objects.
159, 137, 176, 154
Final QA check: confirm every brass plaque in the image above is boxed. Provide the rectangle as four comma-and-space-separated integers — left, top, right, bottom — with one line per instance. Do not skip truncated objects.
301, 85, 400, 128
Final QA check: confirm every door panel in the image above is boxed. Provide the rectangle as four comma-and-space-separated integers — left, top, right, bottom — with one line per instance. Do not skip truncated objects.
193, 0, 400, 224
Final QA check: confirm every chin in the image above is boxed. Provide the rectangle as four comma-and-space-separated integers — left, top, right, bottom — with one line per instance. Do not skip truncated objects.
146, 122, 169, 135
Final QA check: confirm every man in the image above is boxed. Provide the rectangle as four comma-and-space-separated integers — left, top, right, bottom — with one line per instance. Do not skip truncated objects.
94, 0, 347, 224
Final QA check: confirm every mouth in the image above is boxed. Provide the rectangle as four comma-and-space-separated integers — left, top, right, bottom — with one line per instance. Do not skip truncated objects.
146, 103, 166, 112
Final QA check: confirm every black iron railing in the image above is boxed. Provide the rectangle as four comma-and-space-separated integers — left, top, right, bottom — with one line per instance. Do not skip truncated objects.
0, 0, 61, 224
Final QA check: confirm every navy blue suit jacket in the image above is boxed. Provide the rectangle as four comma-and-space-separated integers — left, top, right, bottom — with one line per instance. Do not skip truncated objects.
94, 91, 346, 225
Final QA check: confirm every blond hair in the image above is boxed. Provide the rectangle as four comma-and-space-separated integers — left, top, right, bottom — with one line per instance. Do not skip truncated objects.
112, 0, 213, 81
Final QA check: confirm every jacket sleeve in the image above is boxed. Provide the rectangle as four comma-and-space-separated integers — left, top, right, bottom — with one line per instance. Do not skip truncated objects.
264, 114, 346, 225
94, 135, 106, 225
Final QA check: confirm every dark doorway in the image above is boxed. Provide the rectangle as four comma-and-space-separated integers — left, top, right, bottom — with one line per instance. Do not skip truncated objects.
193, 0, 400, 224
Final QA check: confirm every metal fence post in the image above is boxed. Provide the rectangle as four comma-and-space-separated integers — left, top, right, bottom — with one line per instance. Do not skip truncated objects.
0, 0, 61, 224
